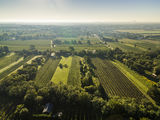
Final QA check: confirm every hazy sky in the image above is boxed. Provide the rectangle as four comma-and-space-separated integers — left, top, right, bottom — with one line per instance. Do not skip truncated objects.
0, 0, 160, 23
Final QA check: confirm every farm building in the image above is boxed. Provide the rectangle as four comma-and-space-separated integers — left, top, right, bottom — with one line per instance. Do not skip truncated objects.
51, 52, 56, 58
42, 103, 53, 114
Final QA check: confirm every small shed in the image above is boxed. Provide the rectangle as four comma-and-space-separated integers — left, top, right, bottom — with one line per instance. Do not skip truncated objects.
152, 73, 157, 78
42, 103, 53, 114
51, 52, 56, 57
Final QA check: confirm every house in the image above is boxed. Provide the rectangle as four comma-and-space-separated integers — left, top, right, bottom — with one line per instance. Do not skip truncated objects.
152, 73, 157, 78
51, 52, 56, 57
42, 103, 53, 114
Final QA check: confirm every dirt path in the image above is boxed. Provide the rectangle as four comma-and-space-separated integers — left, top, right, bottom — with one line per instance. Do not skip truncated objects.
5, 52, 15, 57
26, 55, 42, 64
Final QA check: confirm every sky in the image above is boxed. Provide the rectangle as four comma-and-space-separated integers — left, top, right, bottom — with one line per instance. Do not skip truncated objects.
0, 0, 160, 23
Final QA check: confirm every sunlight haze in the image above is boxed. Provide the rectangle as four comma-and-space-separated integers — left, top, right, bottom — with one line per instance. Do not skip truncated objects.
0, 0, 160, 23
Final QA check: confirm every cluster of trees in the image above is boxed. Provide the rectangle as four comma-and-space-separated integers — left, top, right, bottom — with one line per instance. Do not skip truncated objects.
0, 57, 43, 97
147, 83, 160, 105
113, 48, 160, 80
101, 37, 118, 42
114, 32, 144, 40
145, 35, 160, 40
0, 46, 9, 57
0, 33, 10, 41
54, 39, 90, 45
1, 81, 160, 120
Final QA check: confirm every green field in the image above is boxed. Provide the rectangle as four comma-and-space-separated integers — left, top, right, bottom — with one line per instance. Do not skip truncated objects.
67, 56, 81, 86
0, 56, 33, 80
108, 38, 160, 52
0, 53, 21, 70
112, 60, 156, 91
51, 56, 72, 84
117, 29, 160, 34
108, 42, 143, 52
51, 57, 72, 84
35, 58, 60, 85
0, 57, 23, 74
0, 40, 51, 51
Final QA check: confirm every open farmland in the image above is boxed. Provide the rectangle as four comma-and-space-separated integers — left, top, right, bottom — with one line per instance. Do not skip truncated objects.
51, 56, 72, 84
0, 40, 51, 51
0, 53, 21, 70
35, 58, 60, 85
0, 57, 23, 74
92, 58, 145, 100
107, 42, 144, 52
118, 38, 160, 51
67, 56, 81, 86
0, 56, 33, 80
116, 29, 160, 34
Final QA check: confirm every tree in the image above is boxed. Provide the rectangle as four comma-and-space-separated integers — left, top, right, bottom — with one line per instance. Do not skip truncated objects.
3, 46, 9, 53
29, 45, 35, 50
155, 66, 160, 75
87, 40, 91, 45
13, 104, 31, 120
69, 46, 75, 52
78, 40, 82, 44
59, 63, 63, 69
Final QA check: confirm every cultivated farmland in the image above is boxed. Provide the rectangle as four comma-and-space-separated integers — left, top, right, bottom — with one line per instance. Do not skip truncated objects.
51, 56, 72, 84
35, 58, 60, 85
67, 56, 81, 86
0, 52, 21, 70
0, 56, 32, 80
92, 58, 145, 100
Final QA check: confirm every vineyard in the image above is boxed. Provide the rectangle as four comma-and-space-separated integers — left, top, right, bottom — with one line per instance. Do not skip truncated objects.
60, 110, 101, 120
67, 56, 81, 86
35, 58, 60, 85
33, 109, 102, 120
92, 58, 146, 100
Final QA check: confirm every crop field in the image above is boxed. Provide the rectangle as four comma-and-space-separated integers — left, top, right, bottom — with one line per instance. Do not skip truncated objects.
60, 109, 101, 120
0, 53, 21, 70
35, 58, 60, 85
107, 42, 143, 52
92, 58, 145, 100
109, 38, 160, 52
116, 29, 160, 34
0, 40, 51, 51
123, 38, 160, 49
0, 57, 24, 74
51, 56, 72, 84
67, 56, 81, 86
112, 60, 156, 90
0, 56, 33, 80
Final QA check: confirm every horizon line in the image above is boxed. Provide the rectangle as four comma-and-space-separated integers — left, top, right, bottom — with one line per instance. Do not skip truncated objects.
0, 20, 160, 24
